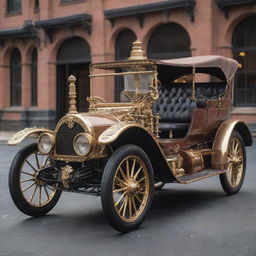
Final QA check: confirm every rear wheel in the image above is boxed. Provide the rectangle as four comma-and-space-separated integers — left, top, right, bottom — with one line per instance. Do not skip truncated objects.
101, 145, 154, 232
9, 143, 62, 217
219, 131, 246, 195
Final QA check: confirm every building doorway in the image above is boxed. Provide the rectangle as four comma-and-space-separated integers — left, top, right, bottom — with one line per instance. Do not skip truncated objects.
56, 37, 91, 120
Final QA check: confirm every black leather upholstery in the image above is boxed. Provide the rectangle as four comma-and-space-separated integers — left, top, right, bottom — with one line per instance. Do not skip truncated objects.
153, 82, 226, 138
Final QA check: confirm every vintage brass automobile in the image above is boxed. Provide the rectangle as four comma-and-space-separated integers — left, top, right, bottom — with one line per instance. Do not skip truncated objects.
8, 41, 253, 232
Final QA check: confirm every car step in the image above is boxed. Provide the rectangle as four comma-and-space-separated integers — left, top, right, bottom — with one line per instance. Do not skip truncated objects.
178, 169, 226, 184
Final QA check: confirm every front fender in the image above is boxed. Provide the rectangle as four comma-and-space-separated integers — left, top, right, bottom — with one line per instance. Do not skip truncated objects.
8, 127, 54, 146
98, 122, 142, 144
98, 122, 177, 182
211, 120, 252, 169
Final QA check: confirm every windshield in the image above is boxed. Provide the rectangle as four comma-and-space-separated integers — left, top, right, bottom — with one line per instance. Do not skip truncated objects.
89, 68, 155, 103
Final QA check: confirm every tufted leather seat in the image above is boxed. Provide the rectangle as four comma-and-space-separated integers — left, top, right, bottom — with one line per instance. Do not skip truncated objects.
153, 82, 226, 138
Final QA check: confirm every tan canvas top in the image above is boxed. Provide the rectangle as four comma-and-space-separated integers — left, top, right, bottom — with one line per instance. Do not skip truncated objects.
156, 55, 238, 81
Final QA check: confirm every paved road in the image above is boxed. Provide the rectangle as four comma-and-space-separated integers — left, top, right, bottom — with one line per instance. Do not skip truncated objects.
0, 140, 256, 256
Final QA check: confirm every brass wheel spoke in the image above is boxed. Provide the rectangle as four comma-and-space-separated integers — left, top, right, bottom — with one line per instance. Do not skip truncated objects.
115, 191, 127, 206
119, 195, 127, 213
134, 166, 143, 180
46, 185, 55, 192
138, 190, 146, 195
35, 153, 40, 169
114, 176, 127, 187
22, 182, 36, 193
25, 160, 37, 173
30, 185, 38, 203
44, 186, 50, 200
128, 196, 132, 218
21, 171, 34, 177
119, 167, 127, 180
131, 196, 137, 213
134, 193, 142, 204
39, 186, 42, 205
113, 187, 127, 193
137, 177, 146, 183
126, 159, 130, 178
122, 196, 128, 217
130, 158, 136, 178
42, 156, 49, 168
20, 178, 34, 183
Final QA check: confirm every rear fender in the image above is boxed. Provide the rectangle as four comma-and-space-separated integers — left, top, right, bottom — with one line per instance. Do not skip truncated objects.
8, 127, 54, 146
211, 120, 252, 169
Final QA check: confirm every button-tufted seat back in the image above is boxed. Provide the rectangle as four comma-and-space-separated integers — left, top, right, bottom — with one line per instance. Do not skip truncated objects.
153, 84, 197, 123
153, 82, 226, 138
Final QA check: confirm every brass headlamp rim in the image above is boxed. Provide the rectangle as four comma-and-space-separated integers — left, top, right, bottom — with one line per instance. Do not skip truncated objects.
73, 132, 93, 156
38, 133, 55, 155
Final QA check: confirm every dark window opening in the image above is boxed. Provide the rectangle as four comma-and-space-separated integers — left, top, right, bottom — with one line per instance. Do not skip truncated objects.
10, 48, 22, 106
115, 29, 137, 101
31, 49, 38, 106
147, 22, 191, 60
7, 0, 21, 13
233, 16, 256, 107
34, 0, 39, 11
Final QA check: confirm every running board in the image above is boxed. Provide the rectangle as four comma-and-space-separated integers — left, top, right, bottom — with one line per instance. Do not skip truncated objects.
178, 169, 226, 184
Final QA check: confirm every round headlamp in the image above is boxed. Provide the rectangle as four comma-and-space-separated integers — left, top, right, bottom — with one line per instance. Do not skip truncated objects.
73, 133, 92, 156
38, 133, 54, 154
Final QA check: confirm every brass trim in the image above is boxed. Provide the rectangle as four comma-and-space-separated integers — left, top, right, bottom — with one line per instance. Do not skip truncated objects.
211, 119, 246, 169
8, 127, 55, 146
38, 133, 55, 155
89, 70, 154, 78
73, 132, 93, 156
68, 75, 78, 114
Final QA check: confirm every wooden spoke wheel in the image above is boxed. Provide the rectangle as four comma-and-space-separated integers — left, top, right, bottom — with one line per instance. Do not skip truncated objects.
9, 143, 61, 216
101, 145, 154, 232
220, 131, 246, 195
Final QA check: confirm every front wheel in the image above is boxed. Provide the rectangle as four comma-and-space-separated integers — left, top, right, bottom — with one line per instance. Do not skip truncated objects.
9, 143, 62, 217
219, 131, 246, 195
101, 145, 154, 232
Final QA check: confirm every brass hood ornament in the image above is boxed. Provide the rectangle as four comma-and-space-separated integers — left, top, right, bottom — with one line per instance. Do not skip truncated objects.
128, 40, 147, 60
68, 75, 78, 114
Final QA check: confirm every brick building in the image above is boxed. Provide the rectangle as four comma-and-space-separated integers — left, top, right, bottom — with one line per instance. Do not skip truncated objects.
0, 0, 256, 131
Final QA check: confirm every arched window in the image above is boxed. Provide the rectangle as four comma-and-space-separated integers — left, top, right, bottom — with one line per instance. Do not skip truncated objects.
233, 16, 256, 106
31, 49, 38, 106
115, 29, 137, 61
115, 29, 137, 101
34, 0, 39, 11
7, 0, 21, 13
10, 48, 22, 106
147, 23, 191, 59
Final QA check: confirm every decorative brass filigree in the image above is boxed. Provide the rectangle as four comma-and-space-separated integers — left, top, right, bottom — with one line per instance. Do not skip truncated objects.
68, 75, 78, 114
8, 127, 54, 146
61, 165, 74, 189
128, 40, 147, 60
65, 116, 75, 129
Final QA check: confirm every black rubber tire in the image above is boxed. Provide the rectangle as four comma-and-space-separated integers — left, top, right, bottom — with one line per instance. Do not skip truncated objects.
154, 181, 165, 191
9, 143, 62, 217
101, 144, 154, 233
219, 131, 246, 195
